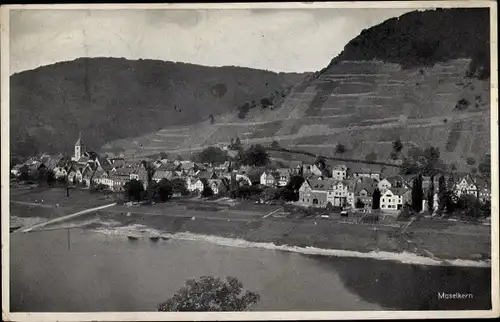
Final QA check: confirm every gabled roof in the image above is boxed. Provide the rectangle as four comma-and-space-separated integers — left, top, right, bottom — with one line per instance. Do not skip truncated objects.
290, 161, 303, 168
385, 187, 409, 196
354, 179, 376, 195
93, 170, 107, 178
307, 179, 335, 191
198, 171, 216, 180
332, 164, 348, 171
276, 168, 291, 177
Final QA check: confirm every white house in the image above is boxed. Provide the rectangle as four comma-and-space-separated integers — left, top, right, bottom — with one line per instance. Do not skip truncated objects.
67, 169, 83, 183
327, 180, 349, 207
187, 177, 205, 192
377, 178, 392, 193
260, 172, 276, 187
331, 165, 347, 181
380, 188, 408, 211
454, 175, 478, 198
52, 166, 68, 179
276, 168, 291, 187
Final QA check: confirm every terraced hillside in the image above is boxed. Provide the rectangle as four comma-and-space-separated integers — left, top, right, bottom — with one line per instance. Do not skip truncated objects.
104, 59, 490, 169
102, 8, 491, 170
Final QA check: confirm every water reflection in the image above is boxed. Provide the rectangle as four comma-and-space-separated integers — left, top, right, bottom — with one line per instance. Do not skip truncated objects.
310, 256, 491, 310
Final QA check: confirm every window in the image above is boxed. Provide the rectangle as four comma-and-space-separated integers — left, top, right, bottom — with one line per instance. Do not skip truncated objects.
382, 198, 385, 203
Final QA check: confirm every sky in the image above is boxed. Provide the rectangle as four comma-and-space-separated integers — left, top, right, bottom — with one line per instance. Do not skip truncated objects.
9, 8, 414, 74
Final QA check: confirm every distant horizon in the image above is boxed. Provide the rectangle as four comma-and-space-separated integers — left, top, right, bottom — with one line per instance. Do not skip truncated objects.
10, 56, 318, 76
9, 8, 413, 75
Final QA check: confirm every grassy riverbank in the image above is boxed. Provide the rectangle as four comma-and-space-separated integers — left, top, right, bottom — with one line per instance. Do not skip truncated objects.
30, 203, 491, 266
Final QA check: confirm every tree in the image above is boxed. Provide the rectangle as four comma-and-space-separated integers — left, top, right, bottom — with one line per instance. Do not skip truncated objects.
335, 144, 346, 154
171, 178, 189, 196
372, 188, 381, 210
232, 137, 243, 150
160, 152, 168, 160
201, 185, 214, 198
37, 166, 48, 186
478, 153, 491, 176
411, 175, 423, 213
209, 114, 215, 124
46, 170, 56, 187
156, 178, 173, 202
176, 154, 183, 161
427, 175, 435, 213
124, 179, 144, 202
271, 140, 280, 149
194, 146, 227, 164
355, 199, 365, 209
457, 194, 482, 219
393, 139, 403, 153
158, 276, 260, 312
241, 144, 269, 167
141, 160, 156, 204
438, 175, 447, 212
365, 152, 377, 162
314, 156, 327, 170
466, 157, 476, 165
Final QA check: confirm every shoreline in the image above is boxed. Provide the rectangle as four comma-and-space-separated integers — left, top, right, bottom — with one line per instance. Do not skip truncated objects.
30, 217, 491, 268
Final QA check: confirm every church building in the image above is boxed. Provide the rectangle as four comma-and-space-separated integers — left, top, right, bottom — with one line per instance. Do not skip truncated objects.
72, 133, 86, 161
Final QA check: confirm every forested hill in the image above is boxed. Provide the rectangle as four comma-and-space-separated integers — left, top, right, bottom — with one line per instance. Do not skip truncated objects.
10, 58, 306, 157
320, 8, 490, 79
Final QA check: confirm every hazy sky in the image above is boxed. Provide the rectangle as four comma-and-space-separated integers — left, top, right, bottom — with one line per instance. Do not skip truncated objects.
10, 8, 413, 74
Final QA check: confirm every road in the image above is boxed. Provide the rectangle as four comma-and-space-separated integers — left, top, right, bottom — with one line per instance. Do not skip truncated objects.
21, 203, 117, 233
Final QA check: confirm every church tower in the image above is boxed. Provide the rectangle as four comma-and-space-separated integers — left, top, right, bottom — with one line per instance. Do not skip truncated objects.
74, 132, 85, 161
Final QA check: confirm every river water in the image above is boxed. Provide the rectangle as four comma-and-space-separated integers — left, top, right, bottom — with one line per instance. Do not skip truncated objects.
10, 229, 491, 312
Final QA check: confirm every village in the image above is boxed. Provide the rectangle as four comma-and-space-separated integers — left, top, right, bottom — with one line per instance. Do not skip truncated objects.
10, 133, 492, 224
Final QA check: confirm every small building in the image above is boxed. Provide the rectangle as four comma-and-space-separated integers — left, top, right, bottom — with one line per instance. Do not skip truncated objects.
454, 175, 478, 198
380, 188, 409, 211
475, 177, 491, 202
298, 179, 329, 208
260, 171, 277, 187
276, 168, 291, 187
377, 178, 392, 193
67, 169, 83, 184
153, 170, 174, 183
331, 164, 348, 181
289, 161, 304, 175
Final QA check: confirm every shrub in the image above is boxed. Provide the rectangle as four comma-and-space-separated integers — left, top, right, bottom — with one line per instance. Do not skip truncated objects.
158, 276, 260, 312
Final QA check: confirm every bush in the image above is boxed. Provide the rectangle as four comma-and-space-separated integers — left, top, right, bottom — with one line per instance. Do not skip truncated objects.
158, 276, 259, 312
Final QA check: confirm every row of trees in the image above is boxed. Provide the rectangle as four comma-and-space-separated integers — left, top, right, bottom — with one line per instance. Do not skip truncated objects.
123, 178, 190, 203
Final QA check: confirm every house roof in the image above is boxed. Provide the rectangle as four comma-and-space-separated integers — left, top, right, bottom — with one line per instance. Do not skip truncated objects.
386, 187, 409, 196
153, 170, 173, 180
332, 164, 348, 171
307, 179, 335, 191
354, 180, 376, 195
93, 170, 107, 178
290, 161, 303, 168
198, 171, 215, 180
276, 168, 290, 176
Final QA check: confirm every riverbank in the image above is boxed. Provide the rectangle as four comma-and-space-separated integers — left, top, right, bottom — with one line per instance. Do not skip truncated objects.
26, 205, 491, 268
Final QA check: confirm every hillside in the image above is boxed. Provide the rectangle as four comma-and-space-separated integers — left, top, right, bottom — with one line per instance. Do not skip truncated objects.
10, 58, 306, 157
101, 8, 491, 171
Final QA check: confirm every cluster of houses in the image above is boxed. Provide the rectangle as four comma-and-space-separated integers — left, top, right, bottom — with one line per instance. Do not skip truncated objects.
297, 164, 491, 213
11, 135, 491, 214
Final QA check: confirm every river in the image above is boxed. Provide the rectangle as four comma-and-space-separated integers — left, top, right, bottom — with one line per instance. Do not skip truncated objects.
10, 228, 491, 312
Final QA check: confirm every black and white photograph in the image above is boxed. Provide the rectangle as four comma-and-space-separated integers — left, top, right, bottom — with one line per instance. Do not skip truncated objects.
1, 2, 498, 320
